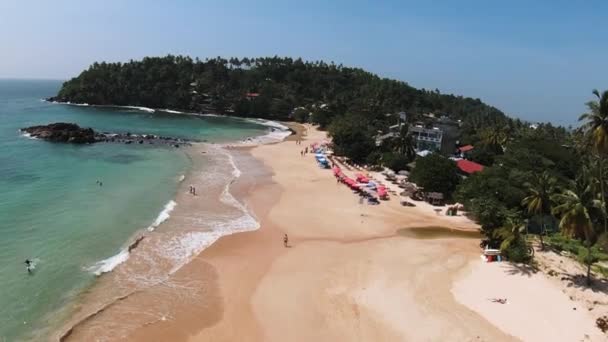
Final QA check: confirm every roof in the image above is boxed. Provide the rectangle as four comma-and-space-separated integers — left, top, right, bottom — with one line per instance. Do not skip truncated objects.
427, 192, 444, 199
456, 159, 484, 174
458, 145, 474, 153
416, 150, 432, 157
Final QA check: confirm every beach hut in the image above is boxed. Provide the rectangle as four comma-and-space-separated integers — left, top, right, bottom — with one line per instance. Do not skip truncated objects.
426, 192, 444, 206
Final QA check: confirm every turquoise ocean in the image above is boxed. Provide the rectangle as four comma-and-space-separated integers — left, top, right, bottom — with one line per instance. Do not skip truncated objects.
0, 79, 273, 341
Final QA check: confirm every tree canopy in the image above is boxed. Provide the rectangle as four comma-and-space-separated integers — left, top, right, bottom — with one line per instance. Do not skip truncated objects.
53, 55, 508, 126
410, 154, 460, 196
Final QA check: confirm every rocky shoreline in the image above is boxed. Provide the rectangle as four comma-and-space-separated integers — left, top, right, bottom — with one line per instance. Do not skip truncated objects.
21, 123, 192, 147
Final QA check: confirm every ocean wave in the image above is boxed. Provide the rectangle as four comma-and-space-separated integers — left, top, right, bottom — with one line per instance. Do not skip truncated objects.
147, 200, 177, 232
245, 118, 290, 131
123, 106, 156, 113
226, 151, 242, 178
87, 249, 130, 276
20, 131, 38, 140
159, 148, 258, 273
48, 100, 157, 113
161, 109, 184, 114
178, 174, 185, 182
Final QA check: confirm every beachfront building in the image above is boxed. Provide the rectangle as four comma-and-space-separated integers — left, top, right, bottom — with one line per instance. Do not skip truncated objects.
456, 159, 484, 176
409, 125, 443, 151
457, 144, 474, 157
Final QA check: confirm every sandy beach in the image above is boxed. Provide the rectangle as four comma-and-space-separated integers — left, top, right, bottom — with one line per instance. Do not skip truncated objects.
59, 124, 606, 341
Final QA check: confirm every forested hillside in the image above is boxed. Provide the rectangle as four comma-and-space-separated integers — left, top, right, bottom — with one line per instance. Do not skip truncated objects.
53, 55, 506, 126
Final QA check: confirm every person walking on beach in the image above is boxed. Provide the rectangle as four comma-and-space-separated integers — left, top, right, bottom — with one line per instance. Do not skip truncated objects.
283, 233, 289, 248
192, 186, 196, 196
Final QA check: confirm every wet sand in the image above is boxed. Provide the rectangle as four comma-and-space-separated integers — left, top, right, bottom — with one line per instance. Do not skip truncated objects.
57, 124, 605, 341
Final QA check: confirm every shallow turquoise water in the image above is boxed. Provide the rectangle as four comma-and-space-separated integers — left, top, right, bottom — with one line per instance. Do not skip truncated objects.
0, 79, 268, 341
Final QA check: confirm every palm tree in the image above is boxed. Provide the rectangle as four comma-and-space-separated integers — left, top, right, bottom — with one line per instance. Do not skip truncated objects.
552, 188, 595, 241
480, 126, 508, 151
522, 171, 558, 250
398, 125, 416, 162
494, 214, 528, 259
578, 89, 608, 233
552, 170, 602, 286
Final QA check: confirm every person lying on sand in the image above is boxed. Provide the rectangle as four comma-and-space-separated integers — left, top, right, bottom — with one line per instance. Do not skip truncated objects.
490, 298, 508, 304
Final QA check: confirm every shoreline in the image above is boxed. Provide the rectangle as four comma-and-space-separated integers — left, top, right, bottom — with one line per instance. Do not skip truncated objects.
52, 141, 264, 340
58, 123, 494, 341
52, 121, 305, 341
54, 124, 606, 341
45, 100, 293, 141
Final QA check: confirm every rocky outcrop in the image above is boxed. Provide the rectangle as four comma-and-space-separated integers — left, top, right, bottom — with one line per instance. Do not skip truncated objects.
21, 122, 192, 147
22, 122, 96, 143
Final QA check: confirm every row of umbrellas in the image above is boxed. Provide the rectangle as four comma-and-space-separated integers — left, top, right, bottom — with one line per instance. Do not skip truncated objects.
332, 167, 388, 199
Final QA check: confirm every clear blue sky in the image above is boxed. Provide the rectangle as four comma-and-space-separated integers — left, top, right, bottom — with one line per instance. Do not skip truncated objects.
1, 0, 606, 126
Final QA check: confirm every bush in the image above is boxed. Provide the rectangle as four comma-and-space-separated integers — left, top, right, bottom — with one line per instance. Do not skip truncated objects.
468, 197, 509, 232
410, 153, 460, 197
382, 152, 409, 172
328, 114, 376, 164
292, 108, 309, 123
365, 151, 382, 166
596, 232, 608, 253
502, 238, 531, 263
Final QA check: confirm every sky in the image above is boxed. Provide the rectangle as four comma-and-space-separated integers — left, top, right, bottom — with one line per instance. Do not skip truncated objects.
1, 0, 607, 126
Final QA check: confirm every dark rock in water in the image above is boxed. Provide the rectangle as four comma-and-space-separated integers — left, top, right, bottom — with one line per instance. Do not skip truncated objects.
21, 122, 193, 147
21, 122, 96, 144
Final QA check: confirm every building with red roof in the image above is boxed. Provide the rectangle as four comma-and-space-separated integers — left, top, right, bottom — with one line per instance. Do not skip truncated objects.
456, 159, 484, 175
458, 145, 474, 153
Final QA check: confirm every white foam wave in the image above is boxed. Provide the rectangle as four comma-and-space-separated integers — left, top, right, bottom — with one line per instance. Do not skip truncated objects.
178, 174, 185, 182
157, 148, 259, 273
226, 152, 242, 178
147, 200, 177, 232
87, 249, 130, 276
20, 132, 38, 140
124, 106, 156, 113
246, 118, 290, 131
162, 109, 183, 114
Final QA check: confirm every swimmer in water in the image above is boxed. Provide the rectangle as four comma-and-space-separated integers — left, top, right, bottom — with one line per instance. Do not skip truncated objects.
25, 259, 33, 274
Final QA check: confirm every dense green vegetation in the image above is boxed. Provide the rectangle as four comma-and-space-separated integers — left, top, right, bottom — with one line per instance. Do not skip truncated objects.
453, 89, 608, 285
410, 154, 460, 197
54, 55, 507, 124
57, 56, 607, 284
